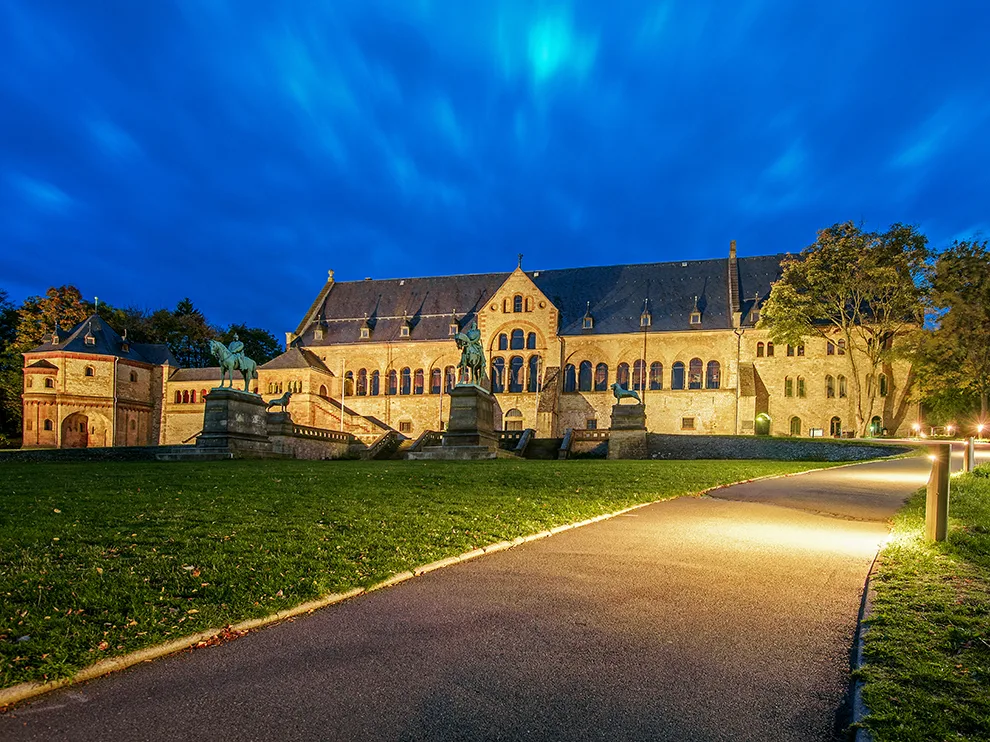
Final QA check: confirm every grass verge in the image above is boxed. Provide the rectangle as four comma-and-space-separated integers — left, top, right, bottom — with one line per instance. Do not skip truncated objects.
0, 457, 832, 689
860, 466, 990, 741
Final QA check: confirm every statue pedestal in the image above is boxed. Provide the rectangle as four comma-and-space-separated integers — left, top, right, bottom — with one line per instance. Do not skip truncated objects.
408, 384, 498, 460
608, 403, 647, 459
197, 388, 272, 456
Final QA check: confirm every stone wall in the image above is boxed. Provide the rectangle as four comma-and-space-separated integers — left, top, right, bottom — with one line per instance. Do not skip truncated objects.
647, 433, 910, 461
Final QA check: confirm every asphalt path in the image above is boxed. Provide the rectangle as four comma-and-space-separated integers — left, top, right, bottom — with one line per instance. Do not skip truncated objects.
0, 451, 969, 741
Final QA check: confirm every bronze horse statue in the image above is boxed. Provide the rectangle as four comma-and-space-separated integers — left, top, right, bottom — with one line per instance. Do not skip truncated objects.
453, 323, 486, 387
209, 339, 258, 392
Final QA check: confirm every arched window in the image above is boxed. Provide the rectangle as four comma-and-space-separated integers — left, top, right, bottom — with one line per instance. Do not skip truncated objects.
838, 375, 847, 398
510, 329, 524, 350
129, 370, 138, 382
370, 371, 381, 396
649, 362, 663, 390
509, 356, 524, 392
837, 339, 846, 355
578, 361, 593, 392
527, 356, 539, 392
498, 333, 508, 351
616, 362, 630, 389
827, 341, 835, 355
632, 360, 646, 392
43, 419, 53, 431
594, 363, 609, 392
688, 358, 703, 389
790, 416, 802, 436
319, 384, 328, 398
825, 375, 835, 398
344, 371, 354, 396
387, 370, 398, 395
767, 342, 775, 357
706, 361, 720, 389
526, 332, 537, 349
563, 363, 576, 393
190, 390, 196, 404
879, 373, 888, 397
444, 366, 456, 392
201, 389, 207, 401
182, 390, 189, 403
525, 297, 534, 312
413, 369, 424, 395
784, 377, 793, 397
175, 390, 182, 403
671, 362, 685, 390
129, 418, 136, 431
513, 295, 523, 313
400, 368, 411, 395
85, 366, 95, 377
430, 368, 441, 394
830, 416, 842, 437
504, 408, 524, 431
869, 415, 883, 436
756, 342, 765, 357
492, 358, 506, 393
357, 368, 368, 396
797, 376, 806, 397
45, 377, 55, 389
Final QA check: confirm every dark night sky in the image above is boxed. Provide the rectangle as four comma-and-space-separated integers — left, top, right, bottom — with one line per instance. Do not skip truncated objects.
2, 1, 988, 338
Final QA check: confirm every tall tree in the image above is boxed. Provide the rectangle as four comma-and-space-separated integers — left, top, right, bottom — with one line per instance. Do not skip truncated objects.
918, 239, 990, 421
15, 286, 91, 349
218, 324, 282, 365
0, 290, 22, 446
758, 221, 928, 436
144, 299, 218, 368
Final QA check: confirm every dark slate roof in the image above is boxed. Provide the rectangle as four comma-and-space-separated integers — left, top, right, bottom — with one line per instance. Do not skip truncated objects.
27, 315, 179, 366
295, 255, 787, 345
295, 273, 508, 346
169, 367, 223, 382
26, 359, 59, 369
261, 347, 333, 373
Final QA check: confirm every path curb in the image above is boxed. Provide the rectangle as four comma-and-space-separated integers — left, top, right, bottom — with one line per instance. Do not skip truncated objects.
0, 458, 895, 712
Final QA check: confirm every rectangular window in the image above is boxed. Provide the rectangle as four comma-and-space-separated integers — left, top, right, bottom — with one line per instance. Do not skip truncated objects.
586, 419, 597, 430
400, 326, 410, 337
785, 378, 793, 397
797, 378, 806, 397
449, 323, 458, 336
797, 344, 805, 357
640, 314, 651, 327
690, 312, 701, 324
827, 342, 835, 355
360, 327, 370, 339
398, 421, 412, 434
681, 417, 696, 431
787, 344, 795, 357
583, 317, 593, 329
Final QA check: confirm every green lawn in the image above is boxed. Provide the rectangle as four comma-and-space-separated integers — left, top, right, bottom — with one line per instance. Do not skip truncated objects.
0, 458, 831, 689
860, 466, 990, 741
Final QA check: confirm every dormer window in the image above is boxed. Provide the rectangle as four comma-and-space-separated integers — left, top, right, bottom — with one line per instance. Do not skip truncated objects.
449, 322, 459, 336
400, 326, 410, 338
582, 301, 594, 330
690, 311, 702, 325
314, 326, 324, 340
640, 314, 651, 327
360, 327, 370, 339
121, 342, 129, 353
84, 334, 96, 346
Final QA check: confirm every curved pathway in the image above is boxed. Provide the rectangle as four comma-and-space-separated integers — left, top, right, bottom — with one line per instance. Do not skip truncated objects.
0, 455, 941, 741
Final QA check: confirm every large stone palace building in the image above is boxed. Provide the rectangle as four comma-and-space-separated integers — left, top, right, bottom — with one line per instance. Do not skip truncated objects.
20, 243, 917, 448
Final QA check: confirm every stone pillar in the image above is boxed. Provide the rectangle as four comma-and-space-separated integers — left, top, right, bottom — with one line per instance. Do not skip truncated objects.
442, 384, 498, 452
608, 403, 648, 459
198, 388, 272, 456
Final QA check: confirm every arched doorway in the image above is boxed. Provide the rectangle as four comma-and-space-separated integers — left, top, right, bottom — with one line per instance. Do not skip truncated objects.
789, 416, 802, 436
830, 416, 842, 437
755, 413, 771, 436
504, 408, 523, 431
869, 416, 883, 437
61, 412, 89, 448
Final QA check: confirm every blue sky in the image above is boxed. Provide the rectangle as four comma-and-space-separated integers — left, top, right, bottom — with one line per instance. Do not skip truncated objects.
1, 1, 988, 336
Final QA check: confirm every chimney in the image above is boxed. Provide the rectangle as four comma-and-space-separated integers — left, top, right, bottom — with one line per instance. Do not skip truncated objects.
728, 240, 741, 327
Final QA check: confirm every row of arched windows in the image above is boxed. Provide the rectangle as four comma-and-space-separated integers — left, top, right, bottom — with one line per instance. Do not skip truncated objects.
496, 329, 538, 351
174, 389, 208, 404
757, 340, 846, 357
562, 359, 721, 393
342, 366, 459, 397
491, 355, 540, 393
788, 373, 889, 399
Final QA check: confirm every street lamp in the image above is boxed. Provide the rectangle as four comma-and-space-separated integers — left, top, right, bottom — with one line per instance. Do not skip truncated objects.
978, 423, 985, 440
912, 422, 921, 438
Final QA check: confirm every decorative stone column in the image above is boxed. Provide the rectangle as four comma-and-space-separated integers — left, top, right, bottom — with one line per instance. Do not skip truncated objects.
608, 403, 648, 459
197, 388, 272, 456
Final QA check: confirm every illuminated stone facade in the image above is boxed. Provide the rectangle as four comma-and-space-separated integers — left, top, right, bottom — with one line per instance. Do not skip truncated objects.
21, 246, 917, 448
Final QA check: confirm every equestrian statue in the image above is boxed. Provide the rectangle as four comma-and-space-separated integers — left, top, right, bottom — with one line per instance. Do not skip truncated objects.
209, 334, 259, 393
453, 321, 486, 387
